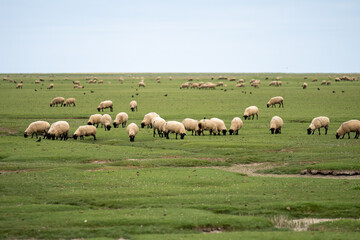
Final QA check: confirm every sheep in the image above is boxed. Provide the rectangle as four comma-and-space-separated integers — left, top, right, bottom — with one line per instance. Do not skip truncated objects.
75, 85, 84, 89
191, 83, 199, 88
73, 81, 80, 85
327, 81, 331, 85
302, 83, 308, 89
119, 77, 124, 82
335, 78, 340, 82
24, 121, 51, 138
236, 83, 245, 87
180, 82, 190, 89
141, 112, 160, 128
87, 114, 102, 127
229, 78, 236, 81
229, 117, 243, 135
98, 80, 104, 84
269, 81, 277, 86
277, 81, 282, 86
152, 116, 166, 137
307, 116, 330, 135
126, 123, 139, 142
237, 79, 244, 83
164, 121, 186, 139
97, 100, 113, 112
35, 80, 40, 84
321, 80, 327, 85
251, 83, 259, 88
50, 97, 65, 107
88, 80, 94, 84
270, 116, 283, 134
182, 118, 200, 136
139, 82, 146, 87
210, 118, 227, 135
73, 125, 96, 140
216, 82, 224, 86
267, 96, 284, 108
243, 106, 259, 120
312, 78, 318, 82
47, 84, 54, 89
47, 121, 70, 140
198, 119, 218, 136
113, 112, 128, 128
336, 120, 360, 139
16, 83, 22, 89
100, 114, 112, 131
206, 82, 216, 89
64, 98, 76, 107
130, 100, 138, 112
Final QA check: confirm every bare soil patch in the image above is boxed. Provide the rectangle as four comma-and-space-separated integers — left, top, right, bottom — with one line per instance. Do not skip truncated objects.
0, 127, 18, 135
90, 160, 112, 164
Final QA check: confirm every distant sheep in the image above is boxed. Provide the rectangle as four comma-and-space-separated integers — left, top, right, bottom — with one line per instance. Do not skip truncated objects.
270, 116, 283, 134
302, 83, 308, 89
164, 121, 186, 139
141, 112, 160, 128
229, 117, 243, 135
47, 121, 70, 140
113, 112, 128, 128
267, 96, 284, 108
210, 118, 227, 135
191, 83, 199, 88
236, 83, 245, 87
64, 98, 76, 107
321, 80, 327, 85
87, 114, 102, 127
126, 123, 139, 142
35, 80, 40, 84
237, 79, 244, 83
24, 121, 50, 138
336, 120, 360, 139
50, 97, 65, 107
307, 116, 330, 135
182, 118, 200, 136
73, 125, 96, 140
16, 83, 22, 89
47, 84, 54, 89
139, 82, 146, 87
198, 119, 218, 136
152, 116, 166, 137
327, 81, 331, 85
97, 100, 113, 112
73, 81, 80, 85
180, 82, 190, 89
130, 100, 138, 112
243, 106, 259, 120
100, 114, 112, 131
312, 78, 318, 82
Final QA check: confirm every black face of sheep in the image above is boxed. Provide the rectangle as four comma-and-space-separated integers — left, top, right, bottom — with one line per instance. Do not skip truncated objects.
267, 104, 270, 108
73, 135, 78, 140
336, 133, 340, 139
180, 133, 186, 139
113, 122, 118, 128
141, 123, 145, 128
275, 129, 281, 134
129, 135, 135, 142
106, 125, 111, 131
131, 107, 135, 112
229, 129, 234, 135
222, 130, 227, 135
97, 107, 100, 112
24, 133, 28, 138
50, 104, 53, 107
87, 122, 92, 125
243, 115, 248, 120
270, 128, 275, 134
307, 128, 312, 135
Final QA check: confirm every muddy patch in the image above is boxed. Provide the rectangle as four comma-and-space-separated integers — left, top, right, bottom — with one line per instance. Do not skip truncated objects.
0, 127, 19, 136
301, 169, 360, 176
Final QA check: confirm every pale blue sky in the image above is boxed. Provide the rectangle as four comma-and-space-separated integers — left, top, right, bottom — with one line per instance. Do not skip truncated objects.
1, 0, 359, 73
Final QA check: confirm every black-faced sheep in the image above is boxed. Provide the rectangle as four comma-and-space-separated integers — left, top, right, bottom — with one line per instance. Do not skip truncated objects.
182, 118, 200, 136
113, 112, 128, 128
336, 120, 360, 139
152, 116, 166, 137
210, 118, 227, 135
87, 114, 102, 127
141, 112, 160, 128
64, 98, 76, 107
307, 116, 330, 135
270, 116, 283, 134
243, 106, 259, 120
100, 114, 112, 131
130, 100, 138, 112
229, 117, 243, 135
47, 121, 70, 140
50, 97, 65, 107
198, 119, 218, 136
126, 123, 139, 142
164, 121, 186, 139
267, 96, 284, 108
24, 121, 50, 138
73, 125, 96, 140
97, 100, 113, 112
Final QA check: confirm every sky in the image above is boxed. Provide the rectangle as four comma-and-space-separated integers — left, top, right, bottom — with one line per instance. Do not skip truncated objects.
0, 0, 359, 73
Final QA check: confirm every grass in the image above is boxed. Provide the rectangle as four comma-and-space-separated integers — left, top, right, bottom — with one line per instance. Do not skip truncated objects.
0, 73, 360, 239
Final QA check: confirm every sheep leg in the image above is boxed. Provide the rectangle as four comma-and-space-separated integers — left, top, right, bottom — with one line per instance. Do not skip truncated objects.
348, 133, 351, 139
312, 130, 315, 135
92, 134, 96, 140
318, 129, 321, 135
110, 107, 113, 112
355, 132, 359, 139
235, 130, 238, 135
191, 130, 194, 136
256, 114, 258, 120
153, 128, 156, 137
176, 133, 178, 139
325, 127, 328, 135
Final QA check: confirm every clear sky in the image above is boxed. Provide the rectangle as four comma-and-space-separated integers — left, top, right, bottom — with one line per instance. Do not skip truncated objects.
1, 0, 359, 73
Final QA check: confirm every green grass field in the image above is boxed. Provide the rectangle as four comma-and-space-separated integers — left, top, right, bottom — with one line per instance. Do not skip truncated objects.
0, 73, 359, 239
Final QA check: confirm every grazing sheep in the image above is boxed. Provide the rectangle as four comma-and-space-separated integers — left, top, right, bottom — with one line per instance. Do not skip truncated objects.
47, 121, 70, 140
191, 83, 199, 88
113, 112, 128, 128
47, 84, 54, 89
275, 77, 280, 80
229, 117, 243, 135
35, 80, 40, 84
206, 82, 216, 89
180, 82, 190, 89
267, 96, 284, 108
229, 78, 236, 81
73, 125, 96, 140
16, 83, 22, 89
24, 121, 50, 138
73, 81, 80, 85
75, 85, 84, 89
243, 106, 259, 120
98, 80, 103, 84
237, 79, 244, 83
152, 116, 166, 137
304, 76, 308, 79
141, 112, 160, 128
97, 100, 113, 112
277, 81, 282, 86
210, 118, 227, 135
327, 81, 331, 85
64, 98, 76, 107
87, 114, 102, 127
236, 83, 245, 87
307, 116, 330, 135
164, 121, 186, 139
302, 83, 308, 89
119, 77, 124, 82
216, 82, 224, 87
100, 114, 112, 131
270, 116, 283, 134
139, 82, 146, 87
335, 78, 340, 82
269, 81, 277, 86
251, 83, 259, 88
321, 80, 327, 85
182, 118, 200, 136
126, 123, 139, 142
88, 80, 94, 84
50, 97, 65, 107
198, 119, 218, 136
336, 120, 360, 139
130, 100, 138, 112
312, 78, 318, 82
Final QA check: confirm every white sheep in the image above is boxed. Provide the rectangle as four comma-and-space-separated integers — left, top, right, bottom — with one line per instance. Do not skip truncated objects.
270, 116, 283, 134
16, 83, 22, 89
73, 81, 80, 85
164, 121, 186, 139
336, 120, 360, 139
47, 121, 70, 140
141, 112, 160, 128
302, 83, 308, 89
198, 119, 218, 136
307, 116, 330, 135
126, 123, 139, 142
113, 112, 128, 128
236, 83, 245, 87
152, 116, 166, 137
267, 96, 284, 108
130, 100, 138, 112
229, 117, 243, 135
50, 97, 65, 107
87, 114, 102, 127
243, 106, 259, 120
64, 98, 76, 107
182, 118, 200, 136
100, 114, 112, 131
210, 118, 227, 135
139, 82, 146, 87
24, 121, 50, 138
73, 125, 96, 140
97, 100, 113, 112
47, 84, 54, 89
180, 82, 190, 89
